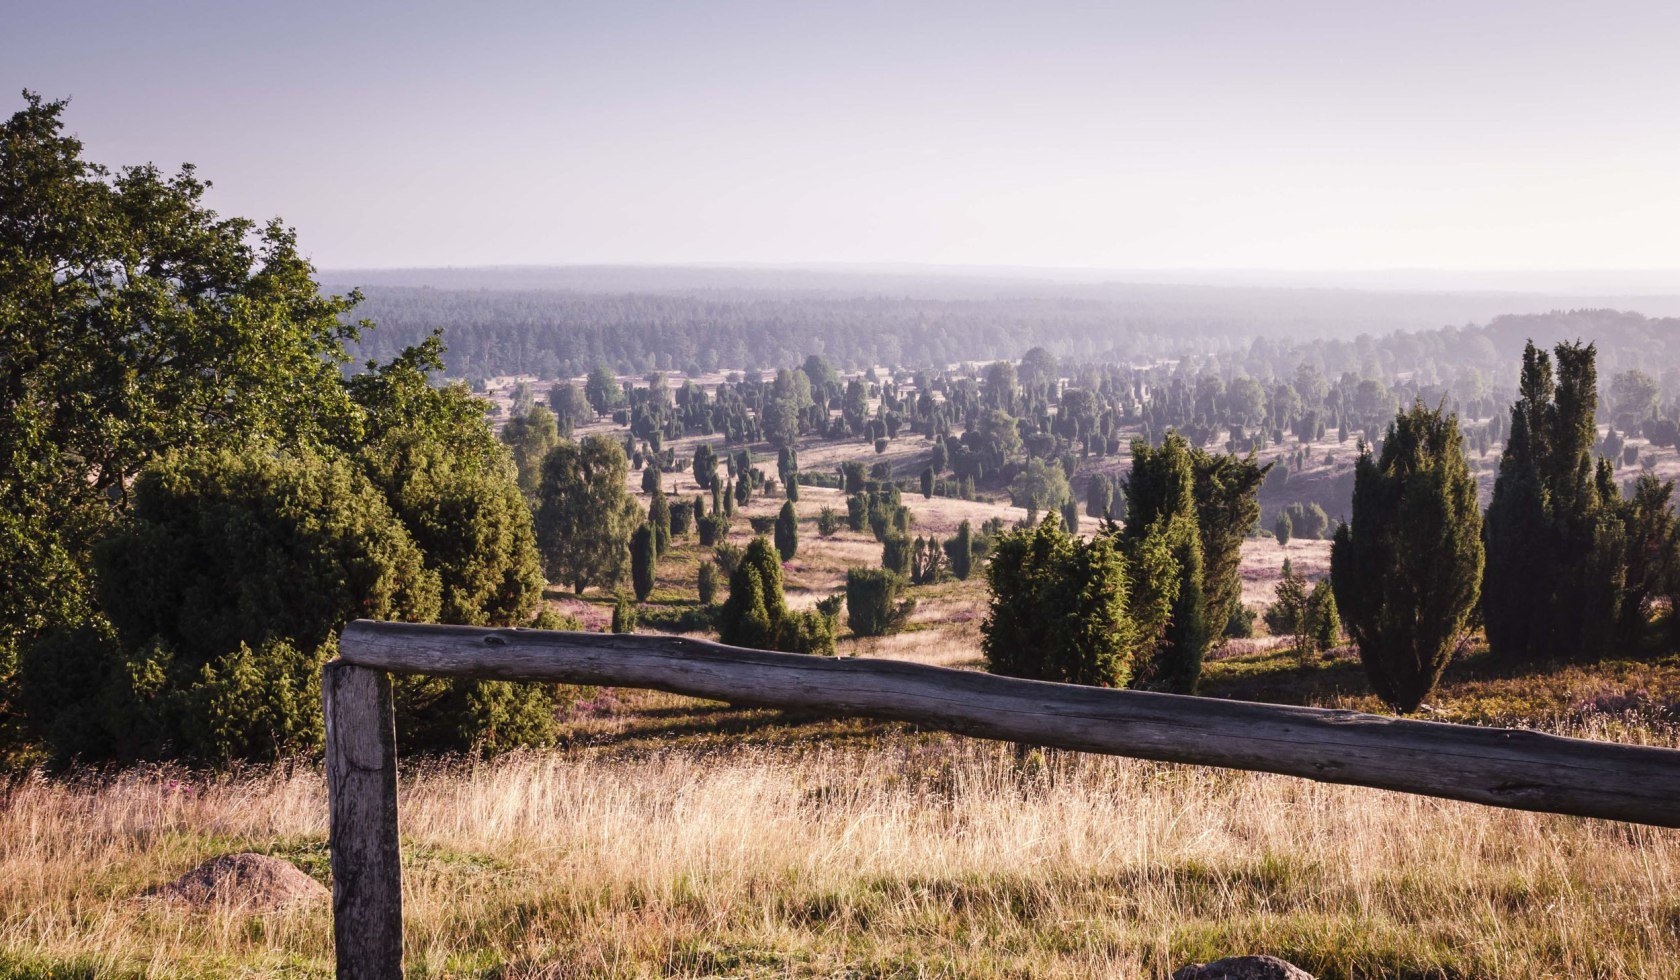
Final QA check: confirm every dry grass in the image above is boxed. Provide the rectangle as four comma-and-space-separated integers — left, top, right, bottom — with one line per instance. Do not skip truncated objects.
12, 423, 1679, 977
3, 726, 1677, 979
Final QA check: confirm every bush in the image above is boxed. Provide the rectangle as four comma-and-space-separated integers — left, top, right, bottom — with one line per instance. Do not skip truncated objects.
775, 502, 799, 561
40, 449, 437, 764
611, 594, 637, 633
630, 523, 657, 601
982, 515, 1143, 687
846, 494, 868, 532
698, 562, 720, 604
817, 507, 841, 537
697, 512, 729, 546
716, 537, 834, 654
1301, 580, 1342, 657
846, 568, 915, 636
713, 541, 745, 579
881, 534, 913, 577
946, 520, 974, 580
1264, 559, 1308, 640
1333, 404, 1483, 711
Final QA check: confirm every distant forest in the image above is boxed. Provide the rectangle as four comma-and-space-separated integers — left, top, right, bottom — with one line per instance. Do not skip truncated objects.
324, 268, 1680, 383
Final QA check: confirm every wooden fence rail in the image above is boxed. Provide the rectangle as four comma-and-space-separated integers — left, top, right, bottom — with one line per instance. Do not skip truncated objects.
326, 619, 1680, 978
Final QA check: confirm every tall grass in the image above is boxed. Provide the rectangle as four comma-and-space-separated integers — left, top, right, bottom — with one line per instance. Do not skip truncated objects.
3, 728, 1676, 978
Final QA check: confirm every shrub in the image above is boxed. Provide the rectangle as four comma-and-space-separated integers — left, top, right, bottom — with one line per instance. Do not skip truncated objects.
46, 449, 438, 764
1087, 473, 1116, 518
846, 568, 915, 636
1301, 580, 1342, 657
846, 494, 868, 532
982, 515, 1142, 687
697, 512, 729, 546
717, 537, 834, 654
1263, 559, 1309, 640
817, 507, 841, 537
630, 524, 657, 601
1333, 404, 1483, 711
611, 594, 637, 633
713, 541, 745, 579
946, 520, 974, 580
881, 534, 913, 577
648, 488, 671, 554
775, 502, 799, 561
698, 561, 720, 604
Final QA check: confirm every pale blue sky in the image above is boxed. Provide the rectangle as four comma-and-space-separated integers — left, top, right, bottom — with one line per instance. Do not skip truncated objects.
7, 1, 1680, 272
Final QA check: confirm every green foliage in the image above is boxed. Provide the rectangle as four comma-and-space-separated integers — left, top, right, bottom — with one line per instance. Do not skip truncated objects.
817, 507, 841, 537
698, 561, 721, 604
1273, 510, 1292, 546
1121, 433, 1210, 692
1264, 559, 1309, 641
698, 512, 729, 546
649, 487, 672, 554
535, 435, 642, 594
500, 406, 560, 502
585, 365, 625, 416
1483, 342, 1629, 664
630, 524, 657, 601
881, 534, 913, 577
1302, 581, 1342, 657
1086, 473, 1116, 518
846, 568, 915, 637
22, 448, 432, 764
1279, 501, 1331, 540
1332, 404, 1483, 712
947, 520, 974, 580
775, 502, 799, 561
716, 537, 834, 654
693, 444, 718, 490
611, 594, 638, 634
982, 515, 1140, 687
846, 494, 868, 532
1126, 432, 1265, 662
1009, 458, 1072, 515
763, 369, 814, 448
0, 93, 363, 676
910, 536, 946, 585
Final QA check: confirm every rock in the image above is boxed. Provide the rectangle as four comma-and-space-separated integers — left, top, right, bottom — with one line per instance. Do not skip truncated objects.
151, 852, 328, 911
1173, 955, 1316, 980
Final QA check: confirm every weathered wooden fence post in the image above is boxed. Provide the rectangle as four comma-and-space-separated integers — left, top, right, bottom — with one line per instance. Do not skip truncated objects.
323, 661, 403, 979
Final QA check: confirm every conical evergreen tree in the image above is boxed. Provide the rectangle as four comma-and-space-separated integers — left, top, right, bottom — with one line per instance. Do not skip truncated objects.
1332, 404, 1482, 711
1484, 341, 1630, 663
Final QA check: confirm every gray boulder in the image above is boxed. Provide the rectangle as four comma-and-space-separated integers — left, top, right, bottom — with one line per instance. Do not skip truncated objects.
1173, 955, 1315, 980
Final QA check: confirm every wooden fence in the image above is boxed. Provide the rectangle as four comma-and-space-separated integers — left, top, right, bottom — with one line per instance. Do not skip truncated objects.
325, 619, 1680, 978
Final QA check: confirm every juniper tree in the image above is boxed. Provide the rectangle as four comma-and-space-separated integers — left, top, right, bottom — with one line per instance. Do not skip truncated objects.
982, 514, 1142, 687
846, 567, 915, 636
648, 486, 671, 555
946, 520, 974, 580
717, 537, 834, 654
1273, 510, 1292, 547
775, 501, 799, 561
1121, 433, 1211, 692
630, 523, 657, 601
1331, 404, 1483, 712
697, 561, 720, 604
1483, 342, 1628, 663
611, 593, 637, 633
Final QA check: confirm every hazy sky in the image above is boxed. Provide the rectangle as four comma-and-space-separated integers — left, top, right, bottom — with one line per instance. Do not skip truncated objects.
7, 1, 1680, 272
